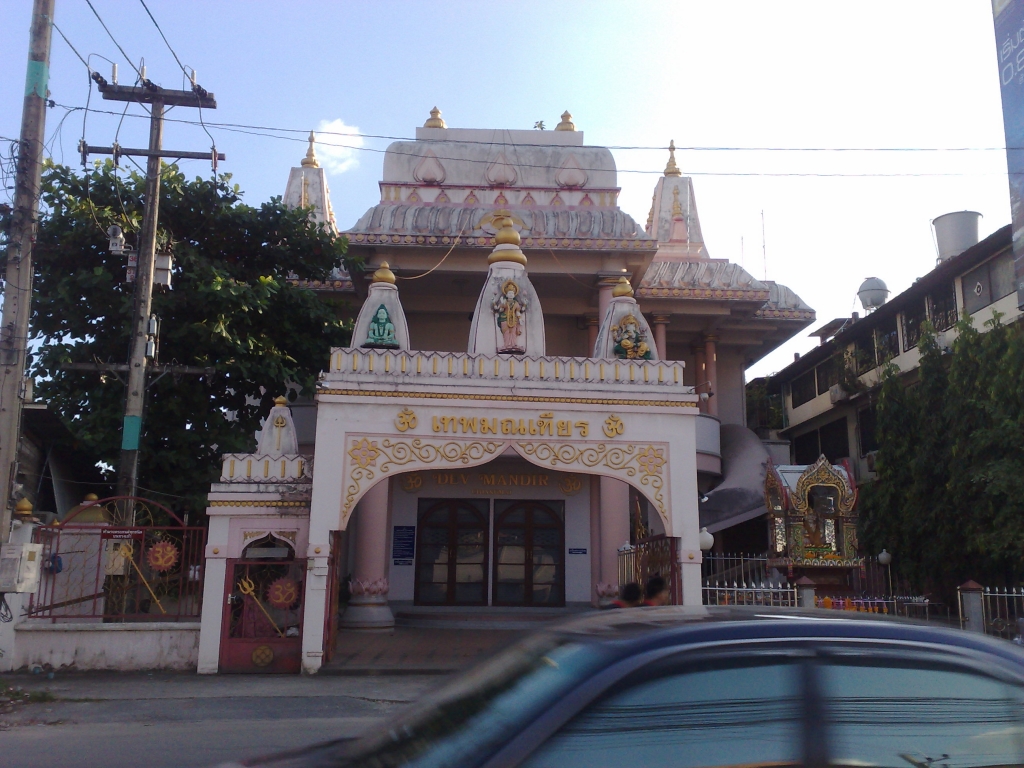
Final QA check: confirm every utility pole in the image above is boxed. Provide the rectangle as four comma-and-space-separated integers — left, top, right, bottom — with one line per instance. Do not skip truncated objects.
0, 0, 54, 543
80, 77, 221, 503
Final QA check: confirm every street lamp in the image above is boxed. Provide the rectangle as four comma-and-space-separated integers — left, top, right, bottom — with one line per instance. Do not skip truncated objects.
878, 549, 893, 599
699, 527, 715, 552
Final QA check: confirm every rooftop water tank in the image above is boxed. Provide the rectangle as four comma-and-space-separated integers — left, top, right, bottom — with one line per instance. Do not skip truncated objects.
932, 211, 981, 262
858, 277, 889, 312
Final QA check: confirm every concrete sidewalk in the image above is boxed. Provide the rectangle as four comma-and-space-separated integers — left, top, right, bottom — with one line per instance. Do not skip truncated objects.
325, 625, 520, 674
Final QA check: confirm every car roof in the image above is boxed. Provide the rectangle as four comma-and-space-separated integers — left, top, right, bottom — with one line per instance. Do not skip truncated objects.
546, 605, 1024, 669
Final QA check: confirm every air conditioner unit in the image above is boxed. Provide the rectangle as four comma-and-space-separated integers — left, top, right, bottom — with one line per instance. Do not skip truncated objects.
829, 384, 849, 404
0, 543, 43, 593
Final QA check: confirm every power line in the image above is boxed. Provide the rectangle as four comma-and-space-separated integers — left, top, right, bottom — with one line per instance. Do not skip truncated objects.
51, 21, 90, 71
84, 0, 142, 77
43, 104, 1020, 154
137, 0, 188, 77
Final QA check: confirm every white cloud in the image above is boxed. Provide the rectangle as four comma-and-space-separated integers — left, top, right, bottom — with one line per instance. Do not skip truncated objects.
314, 118, 365, 175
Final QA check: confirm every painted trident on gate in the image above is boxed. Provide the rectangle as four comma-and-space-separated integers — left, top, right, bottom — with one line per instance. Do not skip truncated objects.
237, 577, 285, 637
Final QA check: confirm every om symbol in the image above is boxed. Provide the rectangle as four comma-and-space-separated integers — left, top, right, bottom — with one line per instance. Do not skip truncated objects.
395, 408, 418, 432
603, 415, 625, 438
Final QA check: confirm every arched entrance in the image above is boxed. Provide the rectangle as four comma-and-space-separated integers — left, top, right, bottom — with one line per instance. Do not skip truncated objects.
492, 500, 565, 607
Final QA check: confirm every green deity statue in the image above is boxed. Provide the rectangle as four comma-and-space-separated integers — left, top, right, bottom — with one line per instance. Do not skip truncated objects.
364, 304, 398, 348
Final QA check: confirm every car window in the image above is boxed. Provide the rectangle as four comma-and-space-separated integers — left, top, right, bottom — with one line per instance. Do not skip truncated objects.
521, 659, 803, 768
820, 659, 1024, 767
330, 636, 608, 768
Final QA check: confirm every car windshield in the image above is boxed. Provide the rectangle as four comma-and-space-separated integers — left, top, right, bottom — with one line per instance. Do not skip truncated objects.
323, 633, 608, 767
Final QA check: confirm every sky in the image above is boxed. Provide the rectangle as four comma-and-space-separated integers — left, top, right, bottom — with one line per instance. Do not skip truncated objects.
0, 0, 1012, 378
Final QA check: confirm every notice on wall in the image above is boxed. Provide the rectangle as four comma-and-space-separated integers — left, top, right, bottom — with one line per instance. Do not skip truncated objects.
392, 525, 415, 565
992, 0, 1024, 308
568, 548, 587, 555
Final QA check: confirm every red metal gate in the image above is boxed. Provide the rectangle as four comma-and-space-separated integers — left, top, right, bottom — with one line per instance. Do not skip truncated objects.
219, 558, 304, 673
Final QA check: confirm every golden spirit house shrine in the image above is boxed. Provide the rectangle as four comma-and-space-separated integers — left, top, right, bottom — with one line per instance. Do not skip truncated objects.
196, 111, 814, 674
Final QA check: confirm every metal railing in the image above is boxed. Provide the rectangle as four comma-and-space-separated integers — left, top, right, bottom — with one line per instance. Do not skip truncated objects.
703, 582, 797, 607
617, 535, 682, 605
27, 496, 206, 623
977, 587, 1024, 640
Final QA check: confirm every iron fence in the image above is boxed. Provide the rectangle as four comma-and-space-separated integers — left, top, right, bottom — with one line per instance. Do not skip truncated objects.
27, 496, 206, 622
703, 583, 798, 607
976, 587, 1024, 640
617, 535, 682, 605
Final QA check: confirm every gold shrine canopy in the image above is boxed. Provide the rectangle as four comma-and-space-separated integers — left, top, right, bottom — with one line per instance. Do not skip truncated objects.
764, 456, 860, 569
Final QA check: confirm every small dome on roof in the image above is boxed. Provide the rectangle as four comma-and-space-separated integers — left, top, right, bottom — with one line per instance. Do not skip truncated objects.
858, 277, 889, 311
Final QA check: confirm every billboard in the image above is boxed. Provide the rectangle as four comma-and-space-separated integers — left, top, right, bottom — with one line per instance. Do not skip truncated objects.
993, 0, 1024, 308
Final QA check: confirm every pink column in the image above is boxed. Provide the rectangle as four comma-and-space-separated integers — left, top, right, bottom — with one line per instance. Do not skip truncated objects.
597, 277, 618, 320
704, 335, 719, 417
586, 315, 599, 357
598, 477, 630, 604
339, 479, 394, 630
653, 315, 669, 360
694, 345, 707, 414
589, 475, 601, 606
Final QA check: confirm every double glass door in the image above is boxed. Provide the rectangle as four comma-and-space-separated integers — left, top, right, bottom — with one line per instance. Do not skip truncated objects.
414, 498, 565, 607
415, 499, 488, 605
493, 500, 565, 606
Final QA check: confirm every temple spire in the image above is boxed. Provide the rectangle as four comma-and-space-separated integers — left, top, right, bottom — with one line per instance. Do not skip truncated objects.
301, 131, 319, 168
664, 139, 682, 177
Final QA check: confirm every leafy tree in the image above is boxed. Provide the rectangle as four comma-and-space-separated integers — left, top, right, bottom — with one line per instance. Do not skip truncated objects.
9, 160, 354, 517
860, 315, 1024, 600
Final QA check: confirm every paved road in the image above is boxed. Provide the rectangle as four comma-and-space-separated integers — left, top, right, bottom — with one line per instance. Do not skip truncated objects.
0, 672, 439, 767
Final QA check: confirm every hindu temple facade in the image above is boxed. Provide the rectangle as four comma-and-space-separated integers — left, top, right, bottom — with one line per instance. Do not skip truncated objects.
196, 111, 815, 674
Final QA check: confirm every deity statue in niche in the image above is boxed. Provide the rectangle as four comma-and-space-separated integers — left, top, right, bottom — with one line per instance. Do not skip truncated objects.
802, 486, 837, 550
363, 304, 398, 348
612, 315, 652, 360
492, 279, 527, 353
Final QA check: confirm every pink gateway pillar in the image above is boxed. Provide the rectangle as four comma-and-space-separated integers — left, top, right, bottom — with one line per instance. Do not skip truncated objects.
340, 480, 394, 630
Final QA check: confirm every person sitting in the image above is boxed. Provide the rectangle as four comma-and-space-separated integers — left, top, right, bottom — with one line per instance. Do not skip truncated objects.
604, 582, 642, 609
643, 575, 671, 606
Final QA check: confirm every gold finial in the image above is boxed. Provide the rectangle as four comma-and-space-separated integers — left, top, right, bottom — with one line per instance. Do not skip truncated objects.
664, 139, 682, 177
14, 497, 33, 515
612, 276, 634, 298
274, 395, 289, 407
83, 493, 98, 502
555, 111, 576, 131
487, 217, 528, 266
672, 185, 684, 218
424, 107, 447, 129
301, 131, 319, 168
372, 261, 397, 284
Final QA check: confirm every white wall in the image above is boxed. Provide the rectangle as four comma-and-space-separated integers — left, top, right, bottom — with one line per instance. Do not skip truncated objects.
14, 623, 200, 671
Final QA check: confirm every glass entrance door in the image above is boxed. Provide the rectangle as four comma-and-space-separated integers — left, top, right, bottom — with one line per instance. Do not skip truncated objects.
493, 500, 565, 606
415, 499, 488, 605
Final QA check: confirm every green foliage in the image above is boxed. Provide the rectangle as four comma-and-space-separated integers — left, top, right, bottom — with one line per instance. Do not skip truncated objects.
745, 376, 783, 431
859, 316, 1024, 599
24, 160, 354, 516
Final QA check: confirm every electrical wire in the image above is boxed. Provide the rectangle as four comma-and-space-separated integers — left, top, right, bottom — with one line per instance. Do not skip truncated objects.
137, 0, 188, 76
45, 104, 1021, 154
51, 22, 91, 71
84, 0, 142, 78
45, 105, 1010, 178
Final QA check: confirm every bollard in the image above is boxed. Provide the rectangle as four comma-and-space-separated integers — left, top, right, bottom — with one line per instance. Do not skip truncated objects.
796, 576, 816, 609
959, 581, 985, 634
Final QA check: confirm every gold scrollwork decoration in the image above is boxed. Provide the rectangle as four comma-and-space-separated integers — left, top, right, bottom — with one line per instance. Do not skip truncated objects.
516, 442, 667, 521
602, 414, 625, 438
343, 438, 504, 518
791, 455, 857, 514
395, 408, 418, 432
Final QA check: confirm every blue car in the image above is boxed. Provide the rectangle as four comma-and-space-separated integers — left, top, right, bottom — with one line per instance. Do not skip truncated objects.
238, 606, 1024, 768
